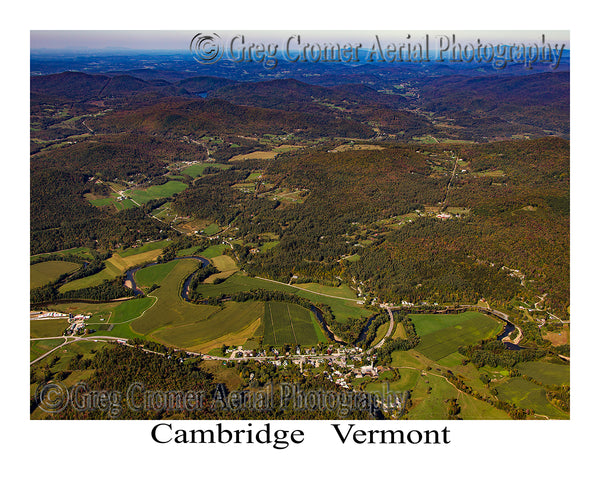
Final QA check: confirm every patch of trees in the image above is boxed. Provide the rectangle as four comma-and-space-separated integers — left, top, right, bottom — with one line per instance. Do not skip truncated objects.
547, 385, 569, 413
458, 339, 547, 368
30, 277, 134, 305
41, 344, 378, 419
188, 265, 219, 293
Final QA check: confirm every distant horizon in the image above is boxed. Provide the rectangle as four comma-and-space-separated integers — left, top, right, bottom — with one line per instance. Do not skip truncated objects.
31, 30, 570, 51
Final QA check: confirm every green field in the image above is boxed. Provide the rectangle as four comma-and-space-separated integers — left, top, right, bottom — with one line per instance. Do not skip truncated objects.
260, 241, 280, 252
194, 273, 370, 323
87, 192, 136, 211
406, 371, 509, 419
31, 246, 94, 262
118, 239, 171, 257
30, 338, 65, 361
131, 259, 218, 335
30, 318, 70, 338
246, 172, 263, 181
124, 181, 188, 204
294, 282, 358, 300
202, 223, 220, 235
134, 260, 180, 288
30, 260, 80, 288
517, 361, 570, 386
198, 244, 229, 258
496, 377, 569, 419
126, 259, 266, 351
182, 163, 231, 177
59, 249, 164, 292
152, 301, 264, 349
263, 301, 326, 345
365, 368, 421, 394
412, 312, 503, 361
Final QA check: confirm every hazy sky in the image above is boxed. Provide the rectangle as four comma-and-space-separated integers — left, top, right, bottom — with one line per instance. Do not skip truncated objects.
31, 30, 570, 51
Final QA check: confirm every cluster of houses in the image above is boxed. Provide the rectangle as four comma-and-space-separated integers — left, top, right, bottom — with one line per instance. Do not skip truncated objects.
64, 314, 91, 336
31, 311, 69, 320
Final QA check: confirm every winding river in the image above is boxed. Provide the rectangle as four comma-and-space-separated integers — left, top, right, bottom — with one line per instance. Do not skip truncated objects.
125, 256, 210, 298
125, 260, 523, 351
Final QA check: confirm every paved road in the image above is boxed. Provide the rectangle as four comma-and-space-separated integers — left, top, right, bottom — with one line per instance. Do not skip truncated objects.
368, 306, 395, 352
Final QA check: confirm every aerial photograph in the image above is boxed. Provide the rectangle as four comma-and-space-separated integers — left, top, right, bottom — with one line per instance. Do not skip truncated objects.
29, 30, 570, 421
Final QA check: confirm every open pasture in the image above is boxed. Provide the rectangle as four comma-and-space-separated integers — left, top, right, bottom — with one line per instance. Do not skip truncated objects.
124, 180, 187, 204
30, 261, 80, 289
262, 301, 325, 346
412, 312, 502, 361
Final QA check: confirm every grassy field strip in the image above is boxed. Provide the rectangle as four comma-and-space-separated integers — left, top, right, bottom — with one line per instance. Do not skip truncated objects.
256, 276, 360, 302
267, 302, 277, 345
195, 273, 370, 324
59, 249, 165, 292
30, 261, 81, 289
288, 304, 298, 344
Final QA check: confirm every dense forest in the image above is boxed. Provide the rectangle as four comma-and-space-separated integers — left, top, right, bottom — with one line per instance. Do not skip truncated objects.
31, 69, 569, 316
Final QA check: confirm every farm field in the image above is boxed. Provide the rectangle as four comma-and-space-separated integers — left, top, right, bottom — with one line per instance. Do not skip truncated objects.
38, 297, 156, 340
131, 259, 219, 335
211, 255, 238, 273
411, 312, 503, 361
86, 192, 136, 211
496, 377, 569, 419
294, 282, 358, 299
124, 180, 187, 204
194, 317, 262, 353
516, 361, 570, 386
246, 172, 263, 181
152, 301, 264, 350
406, 371, 461, 419
59, 249, 164, 292
194, 273, 371, 323
201, 223, 220, 235
134, 260, 180, 288
391, 319, 407, 340
410, 311, 491, 336
197, 244, 229, 258
30, 318, 70, 338
30, 340, 111, 419
31, 246, 94, 262
406, 371, 509, 419
262, 301, 326, 345
182, 163, 231, 177
118, 239, 171, 257
260, 241, 279, 252
391, 350, 429, 369
365, 367, 421, 394
30, 260, 80, 289
30, 338, 65, 361
229, 150, 279, 161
